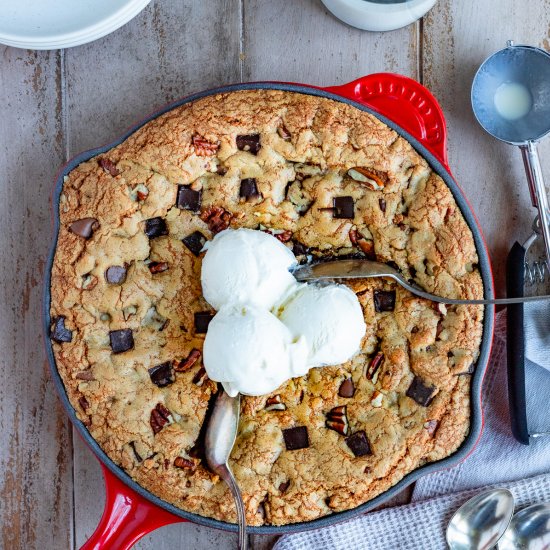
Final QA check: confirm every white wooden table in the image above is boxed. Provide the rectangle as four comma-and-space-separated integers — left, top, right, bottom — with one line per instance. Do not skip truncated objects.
1, 1, 549, 548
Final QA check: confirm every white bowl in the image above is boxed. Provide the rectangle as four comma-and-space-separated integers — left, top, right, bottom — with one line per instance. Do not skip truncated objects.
0, 0, 152, 50
321, 0, 437, 32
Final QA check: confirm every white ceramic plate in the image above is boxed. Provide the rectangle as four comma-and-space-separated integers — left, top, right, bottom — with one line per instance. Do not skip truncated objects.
0, 0, 152, 50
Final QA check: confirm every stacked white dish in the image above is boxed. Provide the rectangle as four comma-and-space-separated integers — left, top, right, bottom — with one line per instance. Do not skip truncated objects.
0, 0, 151, 50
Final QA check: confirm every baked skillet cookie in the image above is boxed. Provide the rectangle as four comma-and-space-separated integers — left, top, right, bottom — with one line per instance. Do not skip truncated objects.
50, 89, 483, 526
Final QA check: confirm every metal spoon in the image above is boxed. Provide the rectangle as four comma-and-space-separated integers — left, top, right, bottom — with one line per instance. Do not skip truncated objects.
293, 259, 550, 305
205, 390, 248, 550
446, 489, 515, 550
499, 502, 550, 549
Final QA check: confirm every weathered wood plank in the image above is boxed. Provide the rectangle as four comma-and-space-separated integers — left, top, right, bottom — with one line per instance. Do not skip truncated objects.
65, 1, 242, 547
0, 47, 73, 549
242, 0, 419, 84
423, 0, 550, 295
242, 3, 419, 547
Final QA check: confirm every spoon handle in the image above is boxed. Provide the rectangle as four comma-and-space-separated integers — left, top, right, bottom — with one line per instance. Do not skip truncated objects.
219, 464, 248, 550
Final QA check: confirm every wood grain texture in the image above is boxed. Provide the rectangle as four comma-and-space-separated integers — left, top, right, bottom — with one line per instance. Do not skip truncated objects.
0, 47, 73, 548
242, 0, 419, 84
4, 0, 550, 548
65, 1, 243, 548
422, 0, 550, 295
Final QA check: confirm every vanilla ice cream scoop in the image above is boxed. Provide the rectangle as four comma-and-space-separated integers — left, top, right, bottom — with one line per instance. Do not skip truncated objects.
279, 283, 366, 366
201, 228, 298, 310
203, 304, 308, 397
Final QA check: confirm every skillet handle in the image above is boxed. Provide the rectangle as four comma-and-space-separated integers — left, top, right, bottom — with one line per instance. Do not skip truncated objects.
322, 73, 449, 170
81, 464, 185, 550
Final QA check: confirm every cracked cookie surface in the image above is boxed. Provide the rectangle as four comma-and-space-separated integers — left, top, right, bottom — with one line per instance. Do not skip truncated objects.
50, 89, 483, 526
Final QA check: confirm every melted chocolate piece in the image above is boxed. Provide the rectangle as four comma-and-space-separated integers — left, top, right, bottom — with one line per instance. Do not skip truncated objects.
338, 378, 355, 398
406, 376, 436, 407
373, 290, 396, 312
105, 265, 127, 285
182, 231, 207, 256
236, 134, 261, 154
144, 217, 168, 239
194, 311, 214, 334
292, 241, 309, 256
239, 178, 259, 199
345, 431, 372, 457
333, 196, 354, 219
148, 362, 175, 387
109, 329, 134, 354
50, 316, 73, 343
282, 426, 309, 451
176, 185, 202, 212
69, 218, 99, 239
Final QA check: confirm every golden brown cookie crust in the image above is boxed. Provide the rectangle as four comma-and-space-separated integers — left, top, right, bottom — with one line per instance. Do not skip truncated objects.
50, 89, 483, 526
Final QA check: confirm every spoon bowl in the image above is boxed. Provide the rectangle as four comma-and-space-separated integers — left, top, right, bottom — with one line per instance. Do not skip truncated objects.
499, 502, 550, 549
446, 489, 515, 550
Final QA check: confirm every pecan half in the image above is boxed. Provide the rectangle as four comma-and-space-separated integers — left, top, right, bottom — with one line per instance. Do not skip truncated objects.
370, 390, 383, 408
265, 395, 286, 411
348, 167, 387, 191
78, 396, 90, 411
174, 457, 197, 470
173, 349, 202, 372
99, 158, 120, 176
150, 403, 171, 435
277, 124, 291, 141
424, 419, 439, 436
148, 261, 169, 274
264, 229, 292, 243
200, 206, 233, 234
325, 405, 349, 436
192, 134, 219, 156
192, 367, 209, 387
366, 352, 384, 381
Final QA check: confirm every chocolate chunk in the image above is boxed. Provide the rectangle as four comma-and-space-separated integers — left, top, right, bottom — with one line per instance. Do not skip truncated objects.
50, 316, 73, 343
406, 376, 436, 407
148, 261, 169, 274
150, 403, 171, 434
282, 426, 309, 451
374, 290, 396, 312
239, 178, 260, 199
182, 231, 207, 256
345, 431, 372, 457
379, 198, 387, 212
98, 158, 120, 176
292, 241, 308, 256
105, 265, 127, 285
144, 217, 168, 239
109, 329, 134, 354
148, 362, 175, 387
69, 218, 99, 239
339, 378, 355, 398
176, 185, 202, 212
333, 196, 354, 219
236, 133, 261, 154
279, 481, 290, 493
194, 311, 214, 334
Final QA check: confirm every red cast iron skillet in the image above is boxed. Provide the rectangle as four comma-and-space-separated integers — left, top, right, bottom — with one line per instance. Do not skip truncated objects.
43, 74, 495, 549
